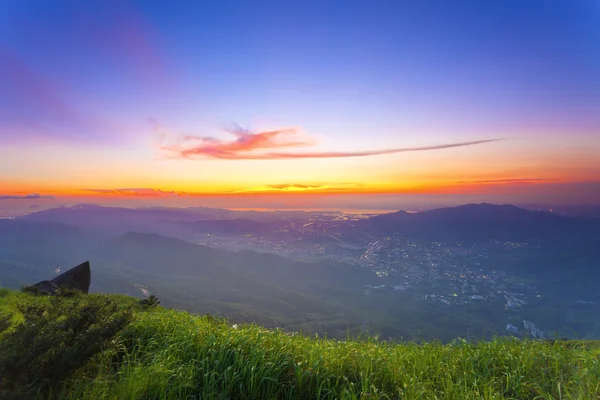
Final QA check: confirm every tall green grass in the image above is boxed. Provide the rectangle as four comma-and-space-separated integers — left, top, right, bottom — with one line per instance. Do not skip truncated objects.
2, 290, 600, 399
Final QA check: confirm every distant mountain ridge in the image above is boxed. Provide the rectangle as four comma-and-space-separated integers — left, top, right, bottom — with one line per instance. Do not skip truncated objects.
18, 204, 239, 231
17, 204, 292, 238
358, 203, 600, 242
14, 202, 600, 244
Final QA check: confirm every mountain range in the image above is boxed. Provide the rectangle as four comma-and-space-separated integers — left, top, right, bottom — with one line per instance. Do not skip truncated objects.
15, 202, 600, 242
357, 203, 600, 243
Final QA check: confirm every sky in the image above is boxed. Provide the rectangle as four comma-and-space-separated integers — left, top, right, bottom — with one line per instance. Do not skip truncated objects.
1, 0, 599, 213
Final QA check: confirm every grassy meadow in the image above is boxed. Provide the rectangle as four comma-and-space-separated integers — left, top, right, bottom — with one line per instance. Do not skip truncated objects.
1, 288, 599, 399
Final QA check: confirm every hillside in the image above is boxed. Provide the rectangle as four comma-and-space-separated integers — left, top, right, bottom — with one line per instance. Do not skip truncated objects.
1, 289, 599, 400
86, 232, 377, 332
0, 219, 105, 287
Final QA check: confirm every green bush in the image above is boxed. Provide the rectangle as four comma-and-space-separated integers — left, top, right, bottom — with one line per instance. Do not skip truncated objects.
20, 284, 42, 295
0, 293, 133, 399
139, 294, 160, 308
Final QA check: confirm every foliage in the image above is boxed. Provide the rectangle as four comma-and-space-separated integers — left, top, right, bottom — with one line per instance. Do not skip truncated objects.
54, 286, 85, 298
0, 291, 134, 399
1, 289, 599, 399
20, 285, 84, 298
21, 284, 42, 295
139, 294, 160, 308
66, 310, 600, 400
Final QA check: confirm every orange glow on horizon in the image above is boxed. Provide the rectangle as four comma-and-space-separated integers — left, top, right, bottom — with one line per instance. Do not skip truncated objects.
0, 177, 585, 199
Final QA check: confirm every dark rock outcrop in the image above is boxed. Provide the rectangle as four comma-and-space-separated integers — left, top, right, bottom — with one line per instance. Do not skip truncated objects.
30, 261, 91, 294
28, 280, 60, 294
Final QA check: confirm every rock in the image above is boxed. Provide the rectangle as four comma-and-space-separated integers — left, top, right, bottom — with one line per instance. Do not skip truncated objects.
29, 261, 91, 294
28, 280, 60, 295
51, 261, 91, 293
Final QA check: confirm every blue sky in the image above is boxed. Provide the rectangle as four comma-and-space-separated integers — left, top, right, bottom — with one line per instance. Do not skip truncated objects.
1, 0, 599, 207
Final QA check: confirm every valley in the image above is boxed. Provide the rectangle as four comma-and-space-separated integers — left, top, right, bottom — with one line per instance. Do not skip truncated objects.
1, 203, 599, 342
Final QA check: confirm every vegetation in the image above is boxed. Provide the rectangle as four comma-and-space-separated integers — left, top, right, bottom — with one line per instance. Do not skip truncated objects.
1, 289, 599, 399
0, 289, 135, 399
139, 294, 161, 308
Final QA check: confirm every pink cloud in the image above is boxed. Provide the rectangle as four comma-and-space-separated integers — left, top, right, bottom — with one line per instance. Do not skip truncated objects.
160, 124, 502, 160
161, 124, 316, 159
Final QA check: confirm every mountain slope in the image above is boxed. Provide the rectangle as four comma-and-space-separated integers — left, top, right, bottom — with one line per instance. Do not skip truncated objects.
88, 232, 375, 330
0, 219, 105, 288
93, 231, 370, 290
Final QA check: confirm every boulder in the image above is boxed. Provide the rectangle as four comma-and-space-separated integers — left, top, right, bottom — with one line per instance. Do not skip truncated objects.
28, 280, 60, 295
29, 261, 91, 294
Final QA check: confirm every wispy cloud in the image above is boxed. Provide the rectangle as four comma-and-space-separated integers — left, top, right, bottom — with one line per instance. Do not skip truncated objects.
267, 184, 325, 190
0, 193, 53, 200
83, 188, 185, 197
160, 124, 502, 160
231, 182, 366, 193
160, 124, 314, 159
460, 178, 548, 185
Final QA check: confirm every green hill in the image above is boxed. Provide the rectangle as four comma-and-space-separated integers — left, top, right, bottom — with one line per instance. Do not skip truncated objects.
1, 289, 599, 399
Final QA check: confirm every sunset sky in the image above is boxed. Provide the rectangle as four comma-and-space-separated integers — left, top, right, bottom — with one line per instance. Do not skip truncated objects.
1, 0, 599, 213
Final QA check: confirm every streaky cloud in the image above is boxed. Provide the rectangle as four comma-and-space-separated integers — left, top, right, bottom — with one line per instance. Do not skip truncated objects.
231, 182, 367, 194
267, 184, 325, 189
460, 178, 548, 184
249, 139, 503, 159
160, 124, 503, 160
0, 193, 53, 200
83, 188, 184, 197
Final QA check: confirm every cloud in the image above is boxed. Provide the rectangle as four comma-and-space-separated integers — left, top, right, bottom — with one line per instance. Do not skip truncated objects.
0, 193, 53, 200
461, 178, 548, 185
267, 184, 325, 190
160, 124, 502, 160
83, 188, 185, 197
161, 124, 314, 159
230, 182, 367, 194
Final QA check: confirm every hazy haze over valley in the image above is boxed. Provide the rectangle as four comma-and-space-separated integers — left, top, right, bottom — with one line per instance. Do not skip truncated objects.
2, 202, 599, 342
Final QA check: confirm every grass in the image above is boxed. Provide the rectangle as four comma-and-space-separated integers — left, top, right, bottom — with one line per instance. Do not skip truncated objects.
1, 289, 599, 399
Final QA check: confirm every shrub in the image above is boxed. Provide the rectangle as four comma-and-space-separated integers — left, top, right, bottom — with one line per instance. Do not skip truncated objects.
20, 285, 41, 295
0, 293, 133, 399
54, 287, 84, 298
139, 294, 160, 308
